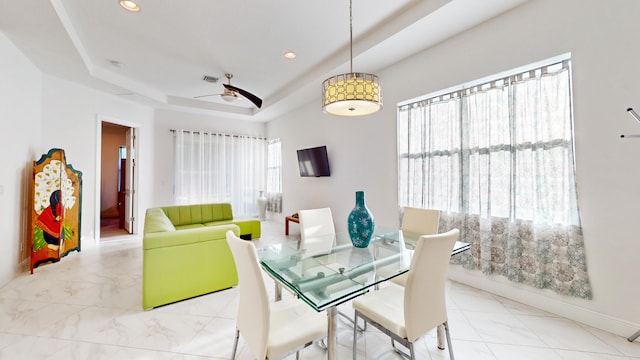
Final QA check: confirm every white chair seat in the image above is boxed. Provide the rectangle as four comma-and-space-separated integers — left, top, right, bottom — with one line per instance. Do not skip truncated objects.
268, 299, 326, 359
352, 285, 406, 338
226, 231, 327, 360
352, 229, 459, 359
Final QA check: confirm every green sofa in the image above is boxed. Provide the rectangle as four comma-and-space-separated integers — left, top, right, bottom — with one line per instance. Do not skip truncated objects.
159, 203, 261, 240
142, 203, 261, 309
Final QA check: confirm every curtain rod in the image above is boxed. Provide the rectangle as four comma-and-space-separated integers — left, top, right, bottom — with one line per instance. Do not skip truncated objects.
399, 58, 569, 108
170, 129, 266, 140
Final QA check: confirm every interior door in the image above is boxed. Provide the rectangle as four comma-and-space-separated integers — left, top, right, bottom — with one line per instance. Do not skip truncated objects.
124, 128, 136, 233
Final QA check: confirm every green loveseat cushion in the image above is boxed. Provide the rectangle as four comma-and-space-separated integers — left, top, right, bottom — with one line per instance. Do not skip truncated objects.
161, 203, 233, 226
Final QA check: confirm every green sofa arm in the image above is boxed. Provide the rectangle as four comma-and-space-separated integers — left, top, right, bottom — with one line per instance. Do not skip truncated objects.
144, 224, 238, 250
142, 222, 240, 309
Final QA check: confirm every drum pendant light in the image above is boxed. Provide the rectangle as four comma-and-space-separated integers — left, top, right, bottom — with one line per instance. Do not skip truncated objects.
322, 0, 382, 116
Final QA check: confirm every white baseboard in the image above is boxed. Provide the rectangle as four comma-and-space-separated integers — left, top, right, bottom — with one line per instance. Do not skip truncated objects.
448, 267, 639, 339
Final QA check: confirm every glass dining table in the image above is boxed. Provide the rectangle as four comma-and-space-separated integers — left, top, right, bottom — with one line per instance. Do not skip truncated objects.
257, 227, 470, 360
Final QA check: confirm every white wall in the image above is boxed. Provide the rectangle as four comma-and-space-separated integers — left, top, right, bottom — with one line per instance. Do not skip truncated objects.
151, 109, 266, 207
268, 0, 640, 336
0, 29, 157, 287
39, 76, 155, 242
268, 101, 399, 231
0, 33, 43, 284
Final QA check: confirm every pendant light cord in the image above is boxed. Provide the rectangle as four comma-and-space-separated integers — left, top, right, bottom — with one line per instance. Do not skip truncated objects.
349, 0, 353, 74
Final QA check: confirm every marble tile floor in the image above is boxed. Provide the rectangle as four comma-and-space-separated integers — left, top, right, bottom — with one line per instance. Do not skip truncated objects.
1, 220, 639, 359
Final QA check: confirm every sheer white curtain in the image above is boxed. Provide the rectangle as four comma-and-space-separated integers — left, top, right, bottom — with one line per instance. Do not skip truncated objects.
173, 130, 266, 217
398, 95, 462, 212
266, 138, 282, 213
398, 59, 592, 299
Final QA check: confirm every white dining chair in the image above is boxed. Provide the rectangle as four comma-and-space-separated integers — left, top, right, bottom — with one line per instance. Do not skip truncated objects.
298, 207, 366, 332
375, 207, 441, 288
390, 207, 440, 286
352, 228, 460, 360
401, 207, 440, 235
299, 207, 335, 251
226, 231, 327, 360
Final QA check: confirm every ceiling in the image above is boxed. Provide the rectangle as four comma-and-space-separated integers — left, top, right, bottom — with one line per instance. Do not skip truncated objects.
0, 0, 528, 122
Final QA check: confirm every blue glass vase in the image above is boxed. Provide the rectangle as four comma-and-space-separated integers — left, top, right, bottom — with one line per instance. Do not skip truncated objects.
348, 191, 375, 248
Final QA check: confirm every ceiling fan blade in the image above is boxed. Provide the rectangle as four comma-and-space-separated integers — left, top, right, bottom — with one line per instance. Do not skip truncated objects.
223, 84, 263, 109
193, 93, 220, 99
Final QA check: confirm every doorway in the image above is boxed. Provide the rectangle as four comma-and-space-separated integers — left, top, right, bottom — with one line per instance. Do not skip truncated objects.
100, 121, 136, 240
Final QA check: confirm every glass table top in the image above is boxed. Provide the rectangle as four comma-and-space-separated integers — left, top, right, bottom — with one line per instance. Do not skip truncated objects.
257, 227, 469, 312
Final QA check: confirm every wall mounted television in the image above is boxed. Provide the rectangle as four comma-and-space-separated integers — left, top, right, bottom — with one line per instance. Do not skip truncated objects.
297, 145, 331, 177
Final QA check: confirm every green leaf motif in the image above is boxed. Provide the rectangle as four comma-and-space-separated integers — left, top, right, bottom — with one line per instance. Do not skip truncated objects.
63, 223, 73, 240
33, 226, 46, 252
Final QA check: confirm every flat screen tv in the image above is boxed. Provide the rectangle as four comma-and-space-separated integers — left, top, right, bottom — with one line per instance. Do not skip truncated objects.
297, 145, 331, 177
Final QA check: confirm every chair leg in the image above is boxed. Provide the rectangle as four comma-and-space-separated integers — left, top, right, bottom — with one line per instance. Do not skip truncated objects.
339, 310, 365, 331
352, 309, 371, 360
390, 338, 412, 360
444, 321, 455, 360
317, 337, 328, 350
231, 328, 240, 360
354, 314, 366, 331
352, 311, 370, 359
353, 311, 359, 360
437, 324, 445, 350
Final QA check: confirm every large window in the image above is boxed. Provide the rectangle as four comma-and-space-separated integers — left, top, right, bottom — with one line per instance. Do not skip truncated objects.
173, 130, 266, 217
398, 57, 592, 299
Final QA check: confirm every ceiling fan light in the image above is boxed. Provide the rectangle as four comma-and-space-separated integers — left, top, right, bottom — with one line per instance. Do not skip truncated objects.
322, 73, 382, 116
220, 93, 237, 102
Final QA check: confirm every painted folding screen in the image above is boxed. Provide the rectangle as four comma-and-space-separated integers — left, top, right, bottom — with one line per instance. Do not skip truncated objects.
30, 148, 82, 273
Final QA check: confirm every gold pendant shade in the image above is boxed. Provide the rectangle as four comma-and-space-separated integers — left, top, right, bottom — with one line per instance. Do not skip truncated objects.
322, 0, 383, 117
322, 72, 382, 116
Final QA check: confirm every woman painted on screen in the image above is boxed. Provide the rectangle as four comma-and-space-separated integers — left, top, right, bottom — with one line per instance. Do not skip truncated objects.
34, 189, 64, 250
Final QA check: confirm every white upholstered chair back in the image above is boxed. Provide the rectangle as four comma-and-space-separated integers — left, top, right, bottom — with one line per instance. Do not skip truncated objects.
299, 208, 335, 239
226, 231, 270, 360
390, 207, 441, 286
299, 208, 335, 253
226, 230, 327, 360
404, 228, 459, 342
401, 207, 440, 235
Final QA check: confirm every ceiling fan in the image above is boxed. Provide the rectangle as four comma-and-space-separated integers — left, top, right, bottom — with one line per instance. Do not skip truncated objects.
194, 73, 263, 109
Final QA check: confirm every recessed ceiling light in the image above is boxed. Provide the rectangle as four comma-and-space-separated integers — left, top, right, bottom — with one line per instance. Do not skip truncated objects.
120, 0, 140, 12
284, 51, 297, 59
